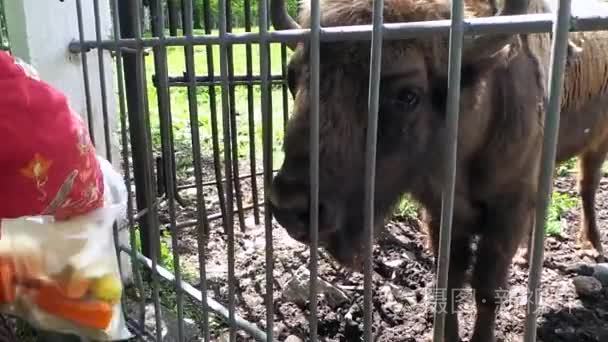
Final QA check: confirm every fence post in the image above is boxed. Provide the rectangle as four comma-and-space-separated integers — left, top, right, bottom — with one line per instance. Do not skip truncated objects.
3, 0, 133, 284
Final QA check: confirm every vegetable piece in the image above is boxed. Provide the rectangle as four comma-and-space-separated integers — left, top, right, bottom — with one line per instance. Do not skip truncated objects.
33, 284, 113, 330
90, 274, 122, 304
2, 235, 45, 282
54, 266, 92, 299
0, 259, 16, 303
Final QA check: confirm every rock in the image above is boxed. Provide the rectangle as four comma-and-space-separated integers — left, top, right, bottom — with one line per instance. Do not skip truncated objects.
218, 331, 231, 342
282, 265, 350, 308
284, 335, 304, 342
127, 302, 200, 342
384, 258, 406, 269
572, 276, 602, 297
273, 322, 287, 336
566, 263, 595, 276
379, 285, 404, 314
592, 263, 608, 286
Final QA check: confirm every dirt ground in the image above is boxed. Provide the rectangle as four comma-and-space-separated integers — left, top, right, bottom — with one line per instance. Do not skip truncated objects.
152, 158, 608, 342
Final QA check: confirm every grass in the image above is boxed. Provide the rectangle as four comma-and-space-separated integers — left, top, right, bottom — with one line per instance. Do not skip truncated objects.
556, 157, 577, 177
142, 27, 292, 179
545, 191, 579, 237
393, 195, 420, 220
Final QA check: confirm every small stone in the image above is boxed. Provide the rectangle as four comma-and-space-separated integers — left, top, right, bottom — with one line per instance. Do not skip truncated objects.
592, 263, 608, 286
572, 276, 602, 297
284, 335, 304, 342
282, 265, 350, 308
384, 258, 406, 268
218, 332, 231, 342
130, 303, 199, 342
273, 322, 286, 335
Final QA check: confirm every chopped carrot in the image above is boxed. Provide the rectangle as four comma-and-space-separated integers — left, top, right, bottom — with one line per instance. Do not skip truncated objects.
0, 260, 16, 304
53, 267, 92, 299
58, 276, 92, 299
33, 284, 113, 331
12, 254, 44, 282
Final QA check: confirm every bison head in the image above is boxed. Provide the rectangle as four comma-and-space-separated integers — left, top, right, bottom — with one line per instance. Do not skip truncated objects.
268, 0, 530, 267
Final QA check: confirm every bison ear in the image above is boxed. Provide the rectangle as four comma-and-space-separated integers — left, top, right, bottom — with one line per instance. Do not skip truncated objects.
465, 39, 521, 77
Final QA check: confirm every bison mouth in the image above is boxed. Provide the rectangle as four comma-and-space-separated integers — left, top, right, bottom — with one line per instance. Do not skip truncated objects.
323, 229, 368, 271
272, 203, 380, 272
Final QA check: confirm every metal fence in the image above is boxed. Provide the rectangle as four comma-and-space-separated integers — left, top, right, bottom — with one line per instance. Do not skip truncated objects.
65, 0, 608, 341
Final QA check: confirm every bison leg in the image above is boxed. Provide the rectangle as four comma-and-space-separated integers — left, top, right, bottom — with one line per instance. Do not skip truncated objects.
513, 212, 535, 267
470, 197, 530, 342
429, 222, 473, 342
578, 150, 607, 261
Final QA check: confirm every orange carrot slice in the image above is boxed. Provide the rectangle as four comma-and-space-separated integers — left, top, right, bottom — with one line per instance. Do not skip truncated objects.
33, 284, 113, 330
59, 276, 92, 299
53, 267, 92, 299
0, 260, 16, 304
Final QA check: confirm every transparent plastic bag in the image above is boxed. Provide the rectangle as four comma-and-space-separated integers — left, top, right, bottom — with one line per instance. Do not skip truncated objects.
0, 156, 132, 341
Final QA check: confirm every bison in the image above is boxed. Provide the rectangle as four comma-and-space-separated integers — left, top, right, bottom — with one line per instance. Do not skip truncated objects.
506, 0, 608, 262
267, 0, 548, 340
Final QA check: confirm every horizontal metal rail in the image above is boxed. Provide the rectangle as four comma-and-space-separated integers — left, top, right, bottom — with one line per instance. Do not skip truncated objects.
118, 245, 268, 341
152, 74, 285, 88
69, 13, 608, 52
181, 169, 279, 190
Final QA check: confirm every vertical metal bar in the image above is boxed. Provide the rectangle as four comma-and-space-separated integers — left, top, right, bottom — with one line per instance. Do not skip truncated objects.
432, 0, 465, 340
92, 0, 112, 161
119, 0, 156, 262
218, 0, 237, 338
110, 0, 148, 332
151, 1, 182, 222
258, 0, 274, 338
168, 0, 179, 36
524, 1, 572, 341
202, 0, 228, 230
309, 0, 321, 338
152, 0, 186, 340
74, 0, 95, 146
132, 0, 164, 340
182, 0, 212, 340
244, 0, 261, 225
281, 44, 289, 133
226, 0, 247, 231
363, 0, 384, 339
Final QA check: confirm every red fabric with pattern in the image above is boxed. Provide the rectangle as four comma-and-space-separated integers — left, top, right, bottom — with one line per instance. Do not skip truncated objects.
0, 50, 104, 220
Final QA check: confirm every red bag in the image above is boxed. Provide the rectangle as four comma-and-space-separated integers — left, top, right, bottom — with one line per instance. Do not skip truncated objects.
0, 50, 104, 220
0, 51, 131, 340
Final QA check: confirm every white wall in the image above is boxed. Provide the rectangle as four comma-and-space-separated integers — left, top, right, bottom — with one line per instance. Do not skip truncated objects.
5, 0, 118, 163
5, 0, 133, 284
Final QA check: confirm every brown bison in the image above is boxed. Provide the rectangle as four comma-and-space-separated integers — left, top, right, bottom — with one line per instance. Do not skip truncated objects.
505, 0, 608, 262
268, 0, 547, 340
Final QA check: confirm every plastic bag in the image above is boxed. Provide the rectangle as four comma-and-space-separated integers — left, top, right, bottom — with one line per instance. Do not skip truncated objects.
0, 156, 132, 341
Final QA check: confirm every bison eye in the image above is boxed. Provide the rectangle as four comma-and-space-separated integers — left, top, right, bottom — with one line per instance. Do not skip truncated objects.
396, 90, 420, 110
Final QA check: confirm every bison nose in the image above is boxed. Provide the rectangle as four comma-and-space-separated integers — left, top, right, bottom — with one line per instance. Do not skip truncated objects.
269, 172, 329, 243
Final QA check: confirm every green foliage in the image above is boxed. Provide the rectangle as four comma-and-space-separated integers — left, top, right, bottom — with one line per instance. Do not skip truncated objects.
556, 157, 577, 177
393, 194, 419, 220
168, 0, 299, 31
143, 35, 290, 180
545, 191, 579, 237
132, 227, 175, 272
